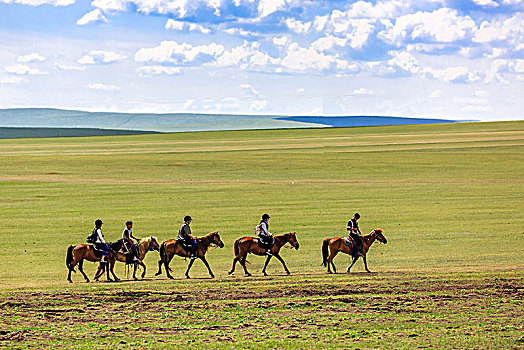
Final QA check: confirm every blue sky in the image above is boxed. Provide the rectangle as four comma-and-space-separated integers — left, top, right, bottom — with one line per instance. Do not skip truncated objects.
1, 0, 523, 120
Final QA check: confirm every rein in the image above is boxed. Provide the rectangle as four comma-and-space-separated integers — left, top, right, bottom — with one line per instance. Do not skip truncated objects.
274, 234, 294, 249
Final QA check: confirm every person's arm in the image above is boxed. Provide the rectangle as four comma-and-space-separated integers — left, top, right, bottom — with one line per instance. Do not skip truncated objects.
97, 229, 107, 244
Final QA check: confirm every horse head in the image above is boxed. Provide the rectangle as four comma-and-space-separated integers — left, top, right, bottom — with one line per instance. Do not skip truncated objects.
287, 232, 299, 250
373, 229, 387, 244
210, 231, 225, 248
147, 236, 160, 251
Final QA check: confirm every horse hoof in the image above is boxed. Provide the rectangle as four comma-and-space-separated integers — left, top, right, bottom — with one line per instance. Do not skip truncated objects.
168, 275, 174, 280
327, 271, 332, 274
186, 275, 190, 279
246, 273, 252, 277
68, 280, 73, 283
155, 272, 161, 276
210, 275, 215, 279
228, 270, 233, 275
286, 271, 291, 276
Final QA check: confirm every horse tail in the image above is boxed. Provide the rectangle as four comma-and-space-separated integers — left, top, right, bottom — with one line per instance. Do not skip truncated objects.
66, 245, 75, 272
322, 238, 330, 267
234, 239, 240, 257
160, 242, 173, 273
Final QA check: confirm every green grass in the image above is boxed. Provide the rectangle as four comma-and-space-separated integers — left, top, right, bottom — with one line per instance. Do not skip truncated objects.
0, 121, 523, 348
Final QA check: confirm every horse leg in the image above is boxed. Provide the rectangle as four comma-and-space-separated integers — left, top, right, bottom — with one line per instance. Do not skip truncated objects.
132, 263, 138, 280
185, 259, 196, 279
94, 262, 104, 281
78, 260, 90, 282
68, 258, 78, 283
274, 253, 291, 275
229, 257, 238, 275
240, 254, 251, 277
262, 255, 272, 276
165, 254, 175, 280
327, 250, 338, 274
200, 256, 215, 278
363, 255, 371, 273
140, 261, 146, 279
347, 256, 359, 273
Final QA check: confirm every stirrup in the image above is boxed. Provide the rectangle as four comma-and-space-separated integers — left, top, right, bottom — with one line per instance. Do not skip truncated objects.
266, 250, 273, 256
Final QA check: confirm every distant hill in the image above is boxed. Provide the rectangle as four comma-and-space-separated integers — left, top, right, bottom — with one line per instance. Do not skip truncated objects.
0, 108, 459, 138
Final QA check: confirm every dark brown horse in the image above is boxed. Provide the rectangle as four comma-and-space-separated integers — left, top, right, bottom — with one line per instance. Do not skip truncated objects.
66, 240, 123, 283
322, 229, 387, 274
155, 231, 224, 279
228, 232, 299, 277
94, 236, 160, 281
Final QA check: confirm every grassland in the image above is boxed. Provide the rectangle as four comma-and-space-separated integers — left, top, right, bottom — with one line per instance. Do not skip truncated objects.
0, 121, 523, 348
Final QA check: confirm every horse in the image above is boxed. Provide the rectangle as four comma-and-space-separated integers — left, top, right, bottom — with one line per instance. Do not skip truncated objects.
228, 232, 299, 277
95, 236, 160, 281
155, 231, 224, 279
322, 228, 387, 274
66, 240, 124, 283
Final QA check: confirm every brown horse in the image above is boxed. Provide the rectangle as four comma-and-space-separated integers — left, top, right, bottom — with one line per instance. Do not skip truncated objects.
94, 236, 160, 281
228, 232, 299, 277
155, 231, 224, 279
66, 240, 123, 283
322, 229, 387, 274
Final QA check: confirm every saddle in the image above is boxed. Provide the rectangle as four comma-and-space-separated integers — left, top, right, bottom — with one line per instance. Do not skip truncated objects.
180, 240, 197, 253
90, 245, 103, 258
257, 236, 274, 250
344, 237, 360, 257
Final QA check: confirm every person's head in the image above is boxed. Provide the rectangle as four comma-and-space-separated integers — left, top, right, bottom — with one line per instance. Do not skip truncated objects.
184, 215, 192, 224
95, 219, 103, 228
126, 220, 133, 228
354, 213, 360, 220
262, 213, 270, 221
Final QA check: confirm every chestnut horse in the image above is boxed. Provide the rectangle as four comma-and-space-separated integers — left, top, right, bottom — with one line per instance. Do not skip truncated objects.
94, 236, 160, 281
155, 232, 224, 279
322, 229, 387, 274
228, 232, 299, 277
66, 240, 123, 283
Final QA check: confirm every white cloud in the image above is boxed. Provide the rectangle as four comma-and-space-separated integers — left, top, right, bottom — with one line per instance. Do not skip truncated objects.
285, 18, 312, 34
55, 63, 86, 71
4, 64, 46, 75
472, 0, 499, 7
240, 84, 261, 97
258, 0, 288, 17
278, 42, 351, 73
297, 88, 305, 93
0, 76, 26, 84
250, 99, 268, 112
461, 105, 493, 112
353, 87, 373, 95
380, 8, 476, 44
430, 90, 442, 98
77, 9, 108, 25
137, 65, 182, 76
135, 41, 224, 65
165, 19, 211, 34
78, 50, 127, 64
423, 66, 479, 83
214, 97, 240, 112
87, 83, 120, 91
473, 13, 524, 44
213, 41, 275, 70
0, 0, 74, 6
91, 0, 127, 12
273, 36, 289, 47
17, 53, 46, 63
312, 35, 347, 52
474, 90, 490, 97
388, 51, 419, 73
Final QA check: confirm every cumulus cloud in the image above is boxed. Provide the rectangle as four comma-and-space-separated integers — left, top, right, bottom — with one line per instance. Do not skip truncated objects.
240, 84, 262, 97
352, 87, 373, 95
135, 40, 224, 65
137, 65, 182, 76
78, 50, 127, 64
423, 66, 480, 83
87, 83, 120, 91
17, 53, 46, 63
165, 19, 211, 34
273, 36, 289, 47
380, 8, 476, 44
55, 63, 87, 71
472, 0, 499, 7
250, 99, 268, 112
0, 0, 74, 6
77, 9, 108, 25
4, 64, 46, 75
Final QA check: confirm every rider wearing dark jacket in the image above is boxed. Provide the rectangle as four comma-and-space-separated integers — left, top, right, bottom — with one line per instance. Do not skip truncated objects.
177, 215, 197, 260
92, 219, 109, 263
347, 213, 362, 257
258, 213, 274, 256
123, 220, 140, 263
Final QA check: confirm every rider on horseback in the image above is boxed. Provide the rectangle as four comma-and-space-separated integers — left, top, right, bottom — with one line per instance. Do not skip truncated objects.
347, 213, 362, 258
258, 213, 274, 256
177, 215, 197, 260
123, 220, 141, 263
92, 219, 110, 263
